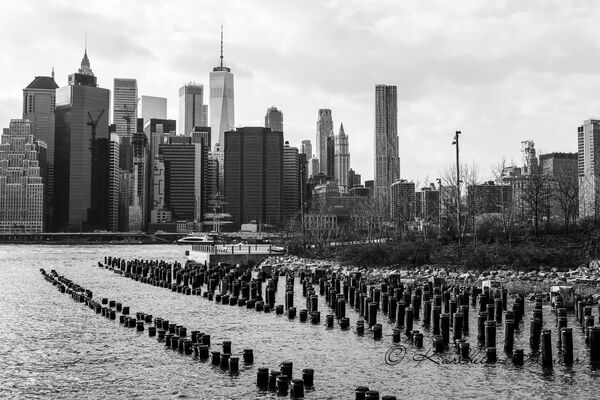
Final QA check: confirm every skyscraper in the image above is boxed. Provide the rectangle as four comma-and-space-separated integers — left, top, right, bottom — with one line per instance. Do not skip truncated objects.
210, 27, 235, 148
140, 95, 167, 126
178, 83, 205, 136
578, 119, 600, 219
108, 133, 120, 231
301, 140, 312, 158
265, 106, 283, 132
374, 85, 400, 207
316, 109, 333, 174
22, 73, 58, 230
113, 78, 138, 137
326, 135, 335, 178
283, 142, 300, 221
0, 119, 44, 232
54, 48, 110, 231
158, 135, 207, 227
334, 123, 350, 191
224, 127, 283, 229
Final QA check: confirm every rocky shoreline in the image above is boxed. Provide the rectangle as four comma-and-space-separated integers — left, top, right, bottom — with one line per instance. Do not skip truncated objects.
258, 255, 600, 289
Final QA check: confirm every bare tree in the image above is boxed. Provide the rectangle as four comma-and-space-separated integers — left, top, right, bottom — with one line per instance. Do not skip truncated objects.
520, 173, 551, 235
441, 162, 481, 242
491, 158, 519, 252
552, 164, 579, 233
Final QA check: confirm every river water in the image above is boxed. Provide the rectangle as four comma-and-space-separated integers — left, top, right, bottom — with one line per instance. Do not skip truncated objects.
1, 244, 599, 399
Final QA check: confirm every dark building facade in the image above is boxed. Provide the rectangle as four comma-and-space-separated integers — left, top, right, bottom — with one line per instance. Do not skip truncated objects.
23, 74, 58, 231
54, 50, 110, 231
326, 135, 335, 178
159, 136, 207, 224
467, 181, 513, 215
283, 142, 300, 221
224, 127, 283, 229
416, 185, 440, 223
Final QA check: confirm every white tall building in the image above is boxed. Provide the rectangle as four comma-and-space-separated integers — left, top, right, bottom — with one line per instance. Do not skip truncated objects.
140, 95, 167, 126
0, 119, 44, 232
374, 85, 399, 206
334, 123, 350, 191
178, 83, 205, 136
210, 28, 235, 148
265, 106, 283, 132
316, 109, 333, 174
108, 133, 120, 231
113, 78, 138, 136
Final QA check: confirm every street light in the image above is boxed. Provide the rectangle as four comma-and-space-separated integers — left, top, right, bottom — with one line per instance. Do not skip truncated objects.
452, 131, 461, 245
436, 177, 442, 236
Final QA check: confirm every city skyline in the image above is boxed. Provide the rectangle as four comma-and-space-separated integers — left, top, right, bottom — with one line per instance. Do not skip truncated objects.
0, 1, 596, 183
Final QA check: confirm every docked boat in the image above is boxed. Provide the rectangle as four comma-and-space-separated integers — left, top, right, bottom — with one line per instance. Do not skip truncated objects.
176, 233, 228, 245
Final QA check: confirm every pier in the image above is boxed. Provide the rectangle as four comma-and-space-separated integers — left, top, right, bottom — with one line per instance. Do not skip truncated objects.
187, 244, 285, 266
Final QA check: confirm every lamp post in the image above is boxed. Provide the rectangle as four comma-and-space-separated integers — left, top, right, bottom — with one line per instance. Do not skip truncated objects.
452, 131, 461, 245
436, 178, 442, 236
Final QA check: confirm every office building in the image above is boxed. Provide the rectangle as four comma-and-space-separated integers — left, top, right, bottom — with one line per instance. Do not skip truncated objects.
158, 135, 207, 227
467, 181, 513, 215
129, 132, 151, 231
316, 109, 333, 174
416, 184, 440, 224
178, 83, 205, 136
308, 157, 319, 178
108, 133, 120, 231
334, 123, 350, 191
54, 49, 110, 231
540, 152, 578, 223
301, 140, 312, 158
374, 85, 400, 207
540, 152, 578, 177
210, 28, 235, 148
144, 118, 176, 160
283, 142, 300, 221
140, 95, 167, 126
578, 120, 600, 219
113, 78, 138, 137
0, 119, 44, 232
326, 135, 335, 178
348, 168, 361, 189
22, 72, 58, 230
265, 106, 283, 132
390, 180, 415, 223
224, 127, 283, 229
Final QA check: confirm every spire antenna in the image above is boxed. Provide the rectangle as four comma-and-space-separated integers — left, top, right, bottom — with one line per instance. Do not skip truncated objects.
220, 25, 223, 68
85, 33, 87, 55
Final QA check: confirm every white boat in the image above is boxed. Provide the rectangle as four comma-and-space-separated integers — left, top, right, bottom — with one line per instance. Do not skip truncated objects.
176, 233, 227, 245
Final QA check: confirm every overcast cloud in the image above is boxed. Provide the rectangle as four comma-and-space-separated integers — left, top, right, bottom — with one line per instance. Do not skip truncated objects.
1, 0, 599, 184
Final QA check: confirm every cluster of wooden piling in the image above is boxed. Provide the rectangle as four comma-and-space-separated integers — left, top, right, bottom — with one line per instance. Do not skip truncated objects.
311, 269, 600, 371
256, 361, 313, 397
97, 257, 600, 398
40, 268, 253, 375
100, 257, 315, 397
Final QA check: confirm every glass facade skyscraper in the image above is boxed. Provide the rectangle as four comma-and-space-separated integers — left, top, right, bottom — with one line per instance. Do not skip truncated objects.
54, 49, 110, 231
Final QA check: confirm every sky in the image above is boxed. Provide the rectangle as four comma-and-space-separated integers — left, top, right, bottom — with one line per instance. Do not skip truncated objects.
1, 0, 599, 185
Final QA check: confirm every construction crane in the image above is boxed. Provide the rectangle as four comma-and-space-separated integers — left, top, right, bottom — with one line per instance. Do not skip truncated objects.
122, 99, 140, 136
87, 109, 105, 149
